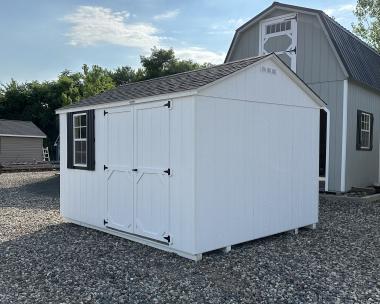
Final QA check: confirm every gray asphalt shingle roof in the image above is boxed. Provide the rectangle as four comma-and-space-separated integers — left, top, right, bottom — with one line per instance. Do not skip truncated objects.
227, 2, 380, 93
321, 15, 380, 91
59, 55, 269, 111
0, 119, 46, 138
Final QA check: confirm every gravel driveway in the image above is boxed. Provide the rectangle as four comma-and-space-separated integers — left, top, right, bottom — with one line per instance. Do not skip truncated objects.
1, 172, 379, 303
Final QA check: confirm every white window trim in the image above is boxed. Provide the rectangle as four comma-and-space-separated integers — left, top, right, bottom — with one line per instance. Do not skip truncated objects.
73, 113, 88, 167
259, 13, 297, 72
360, 112, 371, 150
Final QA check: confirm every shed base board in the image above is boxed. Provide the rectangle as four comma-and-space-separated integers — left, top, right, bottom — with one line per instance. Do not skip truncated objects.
63, 217, 202, 261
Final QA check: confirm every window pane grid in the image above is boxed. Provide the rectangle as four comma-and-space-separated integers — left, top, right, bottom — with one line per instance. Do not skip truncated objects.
73, 113, 87, 166
360, 112, 371, 149
266, 20, 291, 34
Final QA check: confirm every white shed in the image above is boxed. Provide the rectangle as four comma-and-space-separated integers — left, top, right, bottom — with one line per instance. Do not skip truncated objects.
56, 54, 327, 260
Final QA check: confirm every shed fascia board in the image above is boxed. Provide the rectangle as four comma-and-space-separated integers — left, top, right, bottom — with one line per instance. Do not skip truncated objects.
0, 134, 46, 138
225, 4, 349, 78
56, 90, 198, 114
200, 54, 326, 108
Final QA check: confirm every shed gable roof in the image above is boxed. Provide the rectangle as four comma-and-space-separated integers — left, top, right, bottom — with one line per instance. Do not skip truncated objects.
58, 55, 268, 111
0, 119, 46, 138
226, 2, 380, 93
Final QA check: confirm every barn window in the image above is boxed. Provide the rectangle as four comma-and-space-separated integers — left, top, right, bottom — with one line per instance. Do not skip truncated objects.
356, 110, 373, 151
73, 113, 87, 166
265, 20, 291, 34
67, 110, 95, 170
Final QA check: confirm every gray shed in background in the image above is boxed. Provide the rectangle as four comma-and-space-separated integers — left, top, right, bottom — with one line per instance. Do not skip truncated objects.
0, 119, 46, 164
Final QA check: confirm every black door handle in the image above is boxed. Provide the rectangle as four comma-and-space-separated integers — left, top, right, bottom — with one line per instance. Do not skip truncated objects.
132, 168, 138, 172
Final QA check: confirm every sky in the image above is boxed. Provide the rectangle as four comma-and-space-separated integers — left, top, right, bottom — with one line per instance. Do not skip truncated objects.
0, 0, 357, 83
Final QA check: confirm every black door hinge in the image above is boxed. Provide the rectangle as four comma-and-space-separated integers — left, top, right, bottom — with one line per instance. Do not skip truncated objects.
163, 100, 171, 108
286, 47, 296, 54
104, 219, 108, 225
104, 110, 108, 116
104, 165, 108, 170
163, 235, 170, 243
164, 168, 171, 175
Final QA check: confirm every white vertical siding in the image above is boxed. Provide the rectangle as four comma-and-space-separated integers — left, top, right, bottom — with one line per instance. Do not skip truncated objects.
194, 61, 319, 253
59, 96, 197, 254
60, 59, 321, 258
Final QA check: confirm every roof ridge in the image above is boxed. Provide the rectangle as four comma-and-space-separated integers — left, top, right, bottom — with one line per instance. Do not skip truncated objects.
119, 55, 268, 88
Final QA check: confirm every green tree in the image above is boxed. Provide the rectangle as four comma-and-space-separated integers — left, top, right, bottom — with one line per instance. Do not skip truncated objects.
353, 0, 380, 52
140, 47, 211, 80
57, 70, 84, 106
110, 66, 138, 85
82, 64, 115, 98
0, 48, 212, 155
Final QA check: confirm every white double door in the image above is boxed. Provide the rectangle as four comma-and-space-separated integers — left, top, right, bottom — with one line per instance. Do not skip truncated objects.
104, 101, 170, 243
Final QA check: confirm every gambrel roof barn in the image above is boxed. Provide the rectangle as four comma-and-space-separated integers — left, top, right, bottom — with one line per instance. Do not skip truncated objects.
226, 2, 380, 192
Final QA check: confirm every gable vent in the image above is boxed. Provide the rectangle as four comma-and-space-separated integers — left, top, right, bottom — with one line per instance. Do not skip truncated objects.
261, 66, 277, 75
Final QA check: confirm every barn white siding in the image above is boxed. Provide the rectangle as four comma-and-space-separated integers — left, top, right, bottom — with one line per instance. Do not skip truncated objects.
60, 96, 198, 254
193, 60, 319, 253
59, 56, 322, 260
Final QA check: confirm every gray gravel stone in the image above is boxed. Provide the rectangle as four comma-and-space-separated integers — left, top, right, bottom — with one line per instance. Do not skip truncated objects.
0, 172, 379, 303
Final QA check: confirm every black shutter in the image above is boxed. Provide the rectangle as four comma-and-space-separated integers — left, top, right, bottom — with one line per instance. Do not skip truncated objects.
370, 113, 374, 151
86, 110, 95, 170
356, 110, 362, 150
67, 113, 74, 169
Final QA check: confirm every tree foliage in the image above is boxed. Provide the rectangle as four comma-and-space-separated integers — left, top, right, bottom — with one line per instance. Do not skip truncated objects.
140, 47, 211, 80
0, 48, 211, 156
353, 0, 380, 52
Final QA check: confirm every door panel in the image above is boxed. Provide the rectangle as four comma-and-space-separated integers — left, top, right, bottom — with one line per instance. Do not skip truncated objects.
105, 107, 134, 233
134, 102, 170, 242
106, 170, 134, 232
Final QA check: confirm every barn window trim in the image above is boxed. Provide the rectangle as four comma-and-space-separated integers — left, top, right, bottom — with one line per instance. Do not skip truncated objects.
73, 113, 88, 167
67, 110, 95, 171
356, 110, 373, 151
265, 20, 291, 35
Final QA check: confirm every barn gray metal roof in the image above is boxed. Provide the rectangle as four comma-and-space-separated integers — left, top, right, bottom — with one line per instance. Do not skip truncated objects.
58, 55, 269, 111
226, 2, 380, 93
0, 119, 46, 138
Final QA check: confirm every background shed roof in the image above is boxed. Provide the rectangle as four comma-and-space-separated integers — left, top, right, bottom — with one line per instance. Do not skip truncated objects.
0, 119, 46, 138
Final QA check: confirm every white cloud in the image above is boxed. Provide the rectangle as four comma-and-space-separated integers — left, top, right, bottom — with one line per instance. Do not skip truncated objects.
175, 47, 225, 64
227, 18, 246, 28
323, 3, 355, 16
209, 17, 247, 34
63, 6, 161, 50
153, 9, 180, 21
63, 6, 225, 65
323, 3, 356, 27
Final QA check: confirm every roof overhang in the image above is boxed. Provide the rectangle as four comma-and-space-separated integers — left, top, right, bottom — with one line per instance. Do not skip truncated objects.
57, 54, 326, 114
56, 89, 198, 114
0, 134, 46, 138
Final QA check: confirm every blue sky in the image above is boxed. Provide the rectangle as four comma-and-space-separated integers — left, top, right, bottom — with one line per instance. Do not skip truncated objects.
0, 0, 357, 83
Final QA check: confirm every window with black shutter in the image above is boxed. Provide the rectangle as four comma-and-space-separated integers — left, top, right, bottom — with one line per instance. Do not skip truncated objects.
356, 110, 374, 151
67, 110, 95, 170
